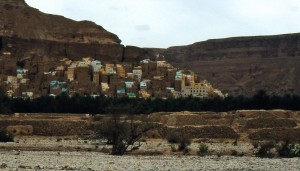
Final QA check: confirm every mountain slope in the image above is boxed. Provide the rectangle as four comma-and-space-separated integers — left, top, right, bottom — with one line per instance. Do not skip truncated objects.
0, 0, 125, 63
0, 0, 120, 44
154, 34, 300, 96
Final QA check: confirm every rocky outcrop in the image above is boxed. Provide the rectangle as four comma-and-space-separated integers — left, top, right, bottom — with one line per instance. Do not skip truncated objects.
1, 36, 124, 62
123, 46, 156, 63
154, 34, 300, 96
0, 0, 120, 44
0, 0, 28, 7
0, 0, 126, 64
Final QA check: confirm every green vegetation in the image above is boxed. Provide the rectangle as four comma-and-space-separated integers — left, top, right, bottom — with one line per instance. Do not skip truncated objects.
253, 140, 300, 158
198, 143, 209, 155
0, 90, 300, 114
166, 131, 191, 152
277, 141, 300, 158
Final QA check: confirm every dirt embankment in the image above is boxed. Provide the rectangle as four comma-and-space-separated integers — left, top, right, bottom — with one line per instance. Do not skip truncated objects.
0, 110, 300, 142
0, 114, 92, 136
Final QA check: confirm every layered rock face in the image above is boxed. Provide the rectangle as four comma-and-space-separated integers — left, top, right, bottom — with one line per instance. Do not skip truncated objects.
123, 46, 157, 62
0, 0, 120, 44
0, 0, 125, 63
155, 34, 300, 96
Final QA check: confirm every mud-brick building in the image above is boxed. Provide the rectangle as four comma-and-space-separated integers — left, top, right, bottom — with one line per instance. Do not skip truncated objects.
116, 64, 126, 78
75, 66, 91, 86
92, 71, 100, 85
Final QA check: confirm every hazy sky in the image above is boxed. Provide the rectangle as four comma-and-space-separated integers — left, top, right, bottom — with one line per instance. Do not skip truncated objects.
25, 0, 300, 48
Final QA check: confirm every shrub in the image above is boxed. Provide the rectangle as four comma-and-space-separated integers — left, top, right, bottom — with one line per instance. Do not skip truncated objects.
255, 141, 275, 158
277, 141, 290, 157
290, 144, 300, 157
178, 138, 191, 151
231, 150, 238, 156
198, 143, 209, 155
166, 132, 191, 151
0, 131, 13, 142
171, 144, 177, 152
277, 141, 300, 157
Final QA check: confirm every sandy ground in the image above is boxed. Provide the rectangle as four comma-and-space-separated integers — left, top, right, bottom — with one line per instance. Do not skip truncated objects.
0, 136, 252, 154
0, 137, 299, 170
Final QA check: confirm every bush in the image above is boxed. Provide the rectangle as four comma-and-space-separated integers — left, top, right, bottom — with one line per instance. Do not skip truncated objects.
277, 141, 290, 157
171, 144, 177, 152
0, 131, 13, 142
277, 141, 300, 157
166, 132, 191, 151
198, 143, 209, 155
178, 139, 191, 151
231, 150, 238, 156
255, 141, 275, 158
290, 144, 300, 157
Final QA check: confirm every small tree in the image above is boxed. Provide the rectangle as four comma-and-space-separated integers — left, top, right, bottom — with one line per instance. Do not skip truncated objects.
99, 114, 160, 155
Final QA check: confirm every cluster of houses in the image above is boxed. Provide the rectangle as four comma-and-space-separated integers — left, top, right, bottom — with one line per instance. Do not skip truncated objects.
0, 53, 225, 99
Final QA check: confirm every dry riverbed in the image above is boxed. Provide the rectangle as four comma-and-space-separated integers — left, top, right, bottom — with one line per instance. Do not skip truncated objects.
0, 151, 299, 171
0, 137, 299, 170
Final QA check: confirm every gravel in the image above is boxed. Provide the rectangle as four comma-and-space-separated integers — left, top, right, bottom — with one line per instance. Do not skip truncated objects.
0, 137, 299, 170
0, 151, 299, 171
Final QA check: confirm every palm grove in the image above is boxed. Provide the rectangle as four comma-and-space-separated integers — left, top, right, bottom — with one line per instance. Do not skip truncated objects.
1, 90, 300, 115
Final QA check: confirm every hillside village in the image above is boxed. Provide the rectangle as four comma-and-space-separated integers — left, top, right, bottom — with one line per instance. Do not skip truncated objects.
0, 52, 224, 99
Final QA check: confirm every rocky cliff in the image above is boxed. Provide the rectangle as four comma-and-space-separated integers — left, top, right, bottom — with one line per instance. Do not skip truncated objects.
153, 34, 300, 96
0, 0, 130, 63
0, 0, 120, 44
